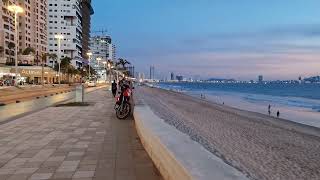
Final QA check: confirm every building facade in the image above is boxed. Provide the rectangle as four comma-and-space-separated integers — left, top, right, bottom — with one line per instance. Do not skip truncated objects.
89, 35, 116, 69
81, 0, 94, 60
258, 75, 263, 83
170, 72, 175, 80
47, 0, 93, 68
0, 0, 48, 65
0, 0, 18, 64
20, 0, 48, 64
89, 35, 111, 61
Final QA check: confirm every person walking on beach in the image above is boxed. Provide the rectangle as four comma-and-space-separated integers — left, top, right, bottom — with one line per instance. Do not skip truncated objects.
268, 104, 271, 115
111, 80, 117, 97
277, 110, 280, 118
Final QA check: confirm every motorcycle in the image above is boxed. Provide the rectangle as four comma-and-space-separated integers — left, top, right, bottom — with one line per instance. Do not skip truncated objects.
114, 84, 132, 119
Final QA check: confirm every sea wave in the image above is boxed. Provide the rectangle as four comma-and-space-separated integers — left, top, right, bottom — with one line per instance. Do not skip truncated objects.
155, 83, 320, 113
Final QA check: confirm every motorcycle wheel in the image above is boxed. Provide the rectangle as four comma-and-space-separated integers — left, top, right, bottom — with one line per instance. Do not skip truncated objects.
116, 102, 131, 119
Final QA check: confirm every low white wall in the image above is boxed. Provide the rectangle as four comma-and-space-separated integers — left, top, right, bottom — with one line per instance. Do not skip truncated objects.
134, 105, 248, 180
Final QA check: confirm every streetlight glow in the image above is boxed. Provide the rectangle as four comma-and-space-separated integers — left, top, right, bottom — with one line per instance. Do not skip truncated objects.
7, 5, 24, 14
54, 34, 64, 39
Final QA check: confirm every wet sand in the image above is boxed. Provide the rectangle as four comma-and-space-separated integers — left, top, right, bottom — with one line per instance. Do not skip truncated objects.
135, 86, 320, 180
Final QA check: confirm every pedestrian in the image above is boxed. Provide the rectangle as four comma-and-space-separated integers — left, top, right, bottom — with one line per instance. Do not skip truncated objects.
268, 104, 271, 115
111, 80, 117, 97
277, 110, 280, 118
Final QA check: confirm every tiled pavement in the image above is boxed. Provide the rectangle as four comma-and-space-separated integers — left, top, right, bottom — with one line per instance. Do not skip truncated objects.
0, 89, 162, 180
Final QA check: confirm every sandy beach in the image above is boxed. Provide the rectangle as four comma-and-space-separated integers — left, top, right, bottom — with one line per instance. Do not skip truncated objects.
135, 86, 320, 180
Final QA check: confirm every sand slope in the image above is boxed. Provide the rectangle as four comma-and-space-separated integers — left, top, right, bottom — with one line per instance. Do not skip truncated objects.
135, 87, 320, 180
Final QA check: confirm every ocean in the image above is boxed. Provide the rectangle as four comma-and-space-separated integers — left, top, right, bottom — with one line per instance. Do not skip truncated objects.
155, 82, 320, 128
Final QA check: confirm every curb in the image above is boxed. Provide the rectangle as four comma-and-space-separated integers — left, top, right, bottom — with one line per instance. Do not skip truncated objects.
134, 105, 248, 180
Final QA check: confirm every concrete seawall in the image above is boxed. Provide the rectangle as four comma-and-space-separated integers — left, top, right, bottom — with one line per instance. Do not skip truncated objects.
134, 104, 248, 180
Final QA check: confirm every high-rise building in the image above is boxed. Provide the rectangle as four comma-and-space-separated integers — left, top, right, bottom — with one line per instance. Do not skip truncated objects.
89, 35, 111, 61
258, 75, 263, 83
109, 43, 116, 61
89, 35, 116, 71
150, 66, 155, 80
176, 75, 183, 81
0, 0, 14, 64
20, 0, 48, 64
0, 0, 48, 65
170, 72, 175, 80
138, 72, 145, 82
81, 0, 94, 59
47, 0, 94, 68
127, 66, 135, 78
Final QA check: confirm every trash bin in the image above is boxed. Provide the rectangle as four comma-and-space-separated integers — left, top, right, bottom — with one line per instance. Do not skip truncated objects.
75, 85, 84, 102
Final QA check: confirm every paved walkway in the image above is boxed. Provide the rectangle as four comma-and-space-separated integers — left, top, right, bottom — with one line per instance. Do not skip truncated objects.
0, 89, 161, 180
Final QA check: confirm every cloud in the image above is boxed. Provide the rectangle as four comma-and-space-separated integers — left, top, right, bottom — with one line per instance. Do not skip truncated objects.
126, 24, 320, 80
149, 51, 320, 80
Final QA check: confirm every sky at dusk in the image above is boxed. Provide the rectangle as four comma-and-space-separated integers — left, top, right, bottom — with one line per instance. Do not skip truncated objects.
91, 0, 320, 80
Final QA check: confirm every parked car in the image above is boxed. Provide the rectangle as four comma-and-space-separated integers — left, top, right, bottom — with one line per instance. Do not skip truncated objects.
87, 81, 96, 87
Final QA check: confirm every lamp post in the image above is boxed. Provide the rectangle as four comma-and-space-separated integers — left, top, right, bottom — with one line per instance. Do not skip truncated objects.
7, 5, 24, 86
108, 62, 111, 83
103, 61, 107, 82
86, 52, 92, 79
54, 34, 64, 85
96, 57, 102, 82
96, 57, 102, 69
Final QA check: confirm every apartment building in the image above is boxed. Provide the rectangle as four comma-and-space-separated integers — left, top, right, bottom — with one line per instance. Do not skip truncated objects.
0, 0, 16, 64
0, 0, 47, 65
89, 35, 116, 67
19, 0, 48, 64
109, 43, 116, 61
47, 0, 94, 69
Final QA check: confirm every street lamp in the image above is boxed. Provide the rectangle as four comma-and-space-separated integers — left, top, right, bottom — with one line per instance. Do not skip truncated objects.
107, 61, 112, 83
7, 4, 24, 86
103, 61, 107, 82
54, 34, 64, 85
96, 57, 102, 69
86, 52, 92, 79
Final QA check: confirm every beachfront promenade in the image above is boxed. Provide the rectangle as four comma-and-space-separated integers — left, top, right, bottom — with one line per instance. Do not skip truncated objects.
0, 88, 161, 180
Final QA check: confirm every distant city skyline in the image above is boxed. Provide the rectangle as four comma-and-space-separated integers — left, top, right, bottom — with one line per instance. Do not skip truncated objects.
92, 0, 320, 80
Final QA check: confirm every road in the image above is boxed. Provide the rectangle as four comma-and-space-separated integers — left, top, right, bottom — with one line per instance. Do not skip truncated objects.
0, 85, 75, 105
0, 85, 107, 123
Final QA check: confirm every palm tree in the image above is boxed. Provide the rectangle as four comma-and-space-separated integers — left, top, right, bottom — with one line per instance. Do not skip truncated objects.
116, 58, 131, 69
7, 42, 15, 64
22, 47, 35, 55
47, 53, 57, 68
53, 57, 71, 83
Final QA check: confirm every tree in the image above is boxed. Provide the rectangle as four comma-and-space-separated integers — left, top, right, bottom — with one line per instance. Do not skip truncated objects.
46, 53, 57, 67
22, 47, 35, 55
7, 42, 15, 64
116, 58, 131, 69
